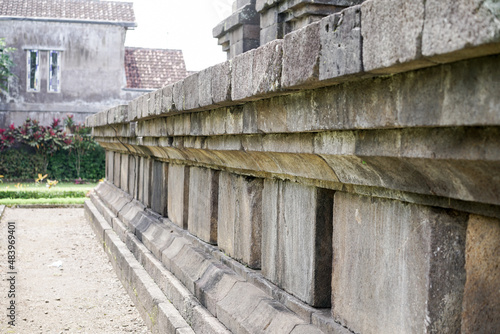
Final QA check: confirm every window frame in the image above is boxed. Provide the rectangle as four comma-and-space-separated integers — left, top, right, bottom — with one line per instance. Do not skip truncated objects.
48, 50, 61, 93
27, 50, 40, 92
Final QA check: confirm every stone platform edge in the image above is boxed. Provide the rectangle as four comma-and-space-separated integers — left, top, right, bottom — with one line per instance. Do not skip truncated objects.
85, 182, 346, 334
86, 0, 500, 127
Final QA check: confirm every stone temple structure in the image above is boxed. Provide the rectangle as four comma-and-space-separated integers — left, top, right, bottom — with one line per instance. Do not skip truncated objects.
85, 0, 500, 333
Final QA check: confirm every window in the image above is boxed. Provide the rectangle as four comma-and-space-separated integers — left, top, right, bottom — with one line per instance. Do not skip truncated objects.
27, 50, 40, 92
48, 51, 61, 93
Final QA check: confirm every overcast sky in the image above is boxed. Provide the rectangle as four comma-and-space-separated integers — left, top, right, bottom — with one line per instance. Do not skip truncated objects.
115, 0, 233, 71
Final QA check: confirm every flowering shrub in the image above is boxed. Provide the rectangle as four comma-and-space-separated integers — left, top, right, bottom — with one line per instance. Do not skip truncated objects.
0, 116, 104, 181
13, 118, 72, 173
0, 124, 16, 151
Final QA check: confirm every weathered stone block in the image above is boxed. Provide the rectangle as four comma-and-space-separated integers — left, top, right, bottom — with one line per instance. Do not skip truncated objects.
161, 84, 175, 114
120, 153, 129, 193
211, 61, 232, 105
183, 73, 200, 111
422, 0, 500, 63
194, 262, 245, 317
198, 66, 214, 108
262, 179, 334, 307
216, 281, 270, 333
113, 152, 121, 188
282, 21, 321, 89
332, 192, 467, 334
106, 150, 114, 181
188, 167, 220, 244
361, 0, 433, 74
218, 172, 263, 269
231, 48, 255, 101
127, 154, 139, 199
319, 5, 362, 82
252, 39, 283, 97
142, 158, 152, 208
260, 24, 281, 45
172, 80, 184, 111
462, 214, 500, 333
167, 164, 190, 229
151, 160, 168, 217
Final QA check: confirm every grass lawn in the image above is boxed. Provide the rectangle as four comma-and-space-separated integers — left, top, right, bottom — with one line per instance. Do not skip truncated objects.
0, 182, 98, 206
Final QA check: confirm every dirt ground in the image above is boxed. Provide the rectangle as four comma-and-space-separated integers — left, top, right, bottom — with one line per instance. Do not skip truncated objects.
0, 207, 151, 334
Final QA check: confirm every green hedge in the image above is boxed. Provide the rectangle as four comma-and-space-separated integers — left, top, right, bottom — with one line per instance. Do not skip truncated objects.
0, 144, 105, 182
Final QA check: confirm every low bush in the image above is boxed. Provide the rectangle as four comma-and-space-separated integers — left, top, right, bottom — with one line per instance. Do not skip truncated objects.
0, 116, 105, 182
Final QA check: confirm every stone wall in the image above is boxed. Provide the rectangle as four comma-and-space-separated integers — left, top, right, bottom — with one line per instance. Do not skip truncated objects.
86, 0, 500, 333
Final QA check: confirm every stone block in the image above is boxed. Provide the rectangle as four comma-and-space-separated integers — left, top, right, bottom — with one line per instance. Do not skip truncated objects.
422, 0, 500, 63
231, 48, 255, 101
183, 73, 200, 111
161, 84, 175, 114
158, 302, 194, 334
120, 153, 129, 193
172, 80, 184, 111
170, 244, 214, 294
128, 154, 139, 198
260, 24, 281, 45
118, 199, 146, 231
198, 66, 214, 108
211, 61, 232, 105
167, 164, 190, 229
128, 97, 138, 122
194, 262, 245, 317
241, 300, 305, 333
319, 5, 362, 82
151, 160, 168, 217
332, 192, 467, 334
261, 179, 334, 307
148, 89, 162, 117
106, 150, 114, 181
113, 152, 121, 188
361, 0, 434, 74
218, 172, 263, 269
138, 217, 177, 260
188, 167, 220, 244
282, 21, 321, 89
140, 158, 152, 208
161, 235, 193, 271
216, 281, 270, 333
252, 39, 283, 97
462, 214, 500, 333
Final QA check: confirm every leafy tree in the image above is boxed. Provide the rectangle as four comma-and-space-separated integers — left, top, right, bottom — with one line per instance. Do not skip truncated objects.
0, 38, 15, 92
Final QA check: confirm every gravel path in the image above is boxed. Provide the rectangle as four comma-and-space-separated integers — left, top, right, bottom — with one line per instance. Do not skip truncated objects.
0, 207, 151, 334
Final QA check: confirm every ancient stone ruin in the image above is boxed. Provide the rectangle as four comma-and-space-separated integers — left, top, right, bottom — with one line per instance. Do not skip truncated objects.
85, 0, 500, 333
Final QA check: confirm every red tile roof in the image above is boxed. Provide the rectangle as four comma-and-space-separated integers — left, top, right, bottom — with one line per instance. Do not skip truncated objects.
0, 0, 135, 26
125, 47, 189, 90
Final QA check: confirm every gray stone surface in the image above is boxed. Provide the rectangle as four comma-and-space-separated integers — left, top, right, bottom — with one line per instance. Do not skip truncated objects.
182, 73, 200, 111
113, 152, 121, 188
151, 160, 168, 216
194, 262, 245, 317
120, 153, 129, 193
231, 48, 255, 101
157, 302, 195, 334
216, 281, 270, 333
106, 151, 114, 181
319, 5, 362, 82
332, 192, 467, 334
361, 0, 433, 74
422, 0, 500, 63
282, 21, 321, 88
187, 167, 219, 244
262, 179, 334, 307
218, 172, 263, 269
211, 61, 232, 105
167, 164, 190, 229
127, 155, 139, 199
241, 300, 305, 333
462, 214, 500, 334
252, 39, 283, 97
161, 84, 175, 114
170, 244, 214, 294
